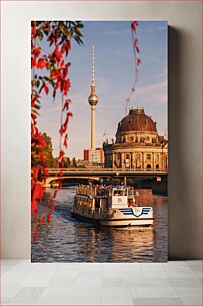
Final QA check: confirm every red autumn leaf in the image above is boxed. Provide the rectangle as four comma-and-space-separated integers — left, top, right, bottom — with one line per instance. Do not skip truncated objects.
135, 46, 140, 53
64, 62, 71, 77
33, 209, 38, 219
63, 134, 68, 148
51, 70, 60, 79
66, 40, 71, 50
31, 25, 36, 37
61, 158, 65, 167
38, 134, 46, 149
64, 137, 68, 148
33, 47, 41, 57
31, 181, 35, 191
32, 167, 39, 180
60, 59, 64, 67
67, 112, 73, 118
44, 169, 49, 177
59, 126, 65, 136
61, 44, 66, 54
136, 58, 141, 65
53, 190, 58, 198
47, 214, 52, 223
39, 152, 47, 161
53, 89, 56, 99
39, 216, 44, 225
37, 58, 47, 69
31, 94, 40, 106
33, 231, 39, 240
31, 57, 37, 68
62, 79, 71, 95
50, 201, 55, 212
43, 82, 49, 95
55, 79, 61, 89
131, 21, 138, 33
63, 112, 73, 133
31, 199, 37, 212
59, 150, 65, 158
134, 38, 139, 47
63, 99, 71, 111
65, 40, 71, 55
54, 44, 62, 61
32, 182, 44, 202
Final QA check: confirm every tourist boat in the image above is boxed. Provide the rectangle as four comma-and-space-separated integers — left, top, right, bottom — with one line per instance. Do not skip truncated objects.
71, 184, 154, 227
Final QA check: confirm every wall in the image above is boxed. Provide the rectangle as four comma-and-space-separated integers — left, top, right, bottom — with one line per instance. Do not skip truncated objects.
1, 1, 202, 259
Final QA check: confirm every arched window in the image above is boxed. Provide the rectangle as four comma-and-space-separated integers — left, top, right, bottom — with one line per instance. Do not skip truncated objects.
156, 164, 159, 169
125, 154, 130, 168
126, 153, 130, 159
146, 164, 151, 169
136, 153, 141, 169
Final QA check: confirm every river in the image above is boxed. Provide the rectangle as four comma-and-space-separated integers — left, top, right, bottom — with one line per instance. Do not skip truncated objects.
31, 186, 168, 263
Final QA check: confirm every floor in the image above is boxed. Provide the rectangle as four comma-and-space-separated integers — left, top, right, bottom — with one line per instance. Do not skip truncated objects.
1, 260, 202, 305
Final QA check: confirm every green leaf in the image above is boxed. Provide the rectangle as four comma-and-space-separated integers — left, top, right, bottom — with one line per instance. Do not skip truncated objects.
38, 31, 43, 41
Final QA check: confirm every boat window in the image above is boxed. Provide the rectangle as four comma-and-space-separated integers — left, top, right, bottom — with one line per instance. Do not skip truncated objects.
113, 188, 127, 196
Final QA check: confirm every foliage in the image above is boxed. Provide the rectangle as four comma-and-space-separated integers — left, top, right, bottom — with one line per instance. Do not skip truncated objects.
125, 21, 141, 113
31, 21, 83, 239
31, 132, 54, 168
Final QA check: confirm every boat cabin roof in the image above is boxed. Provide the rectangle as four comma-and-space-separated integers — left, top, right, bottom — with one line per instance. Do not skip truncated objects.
112, 186, 129, 189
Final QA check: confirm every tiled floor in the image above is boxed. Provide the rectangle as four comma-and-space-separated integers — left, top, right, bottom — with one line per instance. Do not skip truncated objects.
1, 260, 202, 305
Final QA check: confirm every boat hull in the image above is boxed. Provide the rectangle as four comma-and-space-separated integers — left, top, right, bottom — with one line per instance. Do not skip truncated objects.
71, 205, 154, 227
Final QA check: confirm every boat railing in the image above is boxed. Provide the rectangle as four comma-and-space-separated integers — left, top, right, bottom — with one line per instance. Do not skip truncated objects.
96, 188, 110, 196
76, 184, 138, 198
76, 185, 97, 197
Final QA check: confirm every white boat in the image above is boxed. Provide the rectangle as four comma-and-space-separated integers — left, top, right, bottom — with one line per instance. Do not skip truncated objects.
71, 184, 154, 227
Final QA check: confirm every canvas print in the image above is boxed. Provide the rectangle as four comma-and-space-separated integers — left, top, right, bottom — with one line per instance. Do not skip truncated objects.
31, 21, 168, 262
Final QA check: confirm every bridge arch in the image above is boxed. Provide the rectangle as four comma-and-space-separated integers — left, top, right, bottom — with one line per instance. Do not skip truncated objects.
45, 176, 100, 188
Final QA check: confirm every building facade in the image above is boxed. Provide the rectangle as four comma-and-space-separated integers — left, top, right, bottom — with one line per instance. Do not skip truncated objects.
103, 108, 168, 171
83, 148, 104, 164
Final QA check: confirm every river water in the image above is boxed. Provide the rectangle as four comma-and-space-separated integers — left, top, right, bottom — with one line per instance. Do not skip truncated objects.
31, 187, 168, 263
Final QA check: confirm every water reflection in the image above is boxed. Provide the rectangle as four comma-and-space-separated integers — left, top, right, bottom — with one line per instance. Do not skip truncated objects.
31, 187, 168, 262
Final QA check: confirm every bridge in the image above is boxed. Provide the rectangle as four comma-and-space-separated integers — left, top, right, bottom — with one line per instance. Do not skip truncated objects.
45, 168, 168, 188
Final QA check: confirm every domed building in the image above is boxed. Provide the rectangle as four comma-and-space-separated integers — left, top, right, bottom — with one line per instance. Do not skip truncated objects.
103, 108, 168, 171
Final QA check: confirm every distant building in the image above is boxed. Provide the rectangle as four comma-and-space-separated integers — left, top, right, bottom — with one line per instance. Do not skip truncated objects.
83, 148, 104, 164
103, 108, 168, 170
84, 149, 89, 161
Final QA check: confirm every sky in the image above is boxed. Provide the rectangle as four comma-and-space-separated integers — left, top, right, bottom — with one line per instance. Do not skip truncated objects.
38, 21, 168, 159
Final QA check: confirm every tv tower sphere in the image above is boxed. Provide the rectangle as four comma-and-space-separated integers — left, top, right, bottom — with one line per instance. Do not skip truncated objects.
88, 45, 98, 107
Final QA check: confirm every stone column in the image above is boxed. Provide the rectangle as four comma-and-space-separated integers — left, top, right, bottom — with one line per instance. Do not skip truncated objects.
152, 152, 154, 171
112, 152, 115, 169
132, 152, 136, 168
142, 152, 144, 170
121, 152, 125, 169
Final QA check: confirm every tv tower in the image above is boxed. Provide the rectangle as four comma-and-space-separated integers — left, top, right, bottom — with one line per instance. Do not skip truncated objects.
88, 45, 98, 150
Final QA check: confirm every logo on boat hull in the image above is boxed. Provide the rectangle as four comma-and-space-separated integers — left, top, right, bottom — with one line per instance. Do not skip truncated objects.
119, 207, 151, 218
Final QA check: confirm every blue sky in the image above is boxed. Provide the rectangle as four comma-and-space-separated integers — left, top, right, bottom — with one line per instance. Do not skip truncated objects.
38, 21, 168, 159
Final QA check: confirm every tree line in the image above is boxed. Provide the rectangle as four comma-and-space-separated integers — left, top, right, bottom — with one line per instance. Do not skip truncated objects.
36, 132, 77, 168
